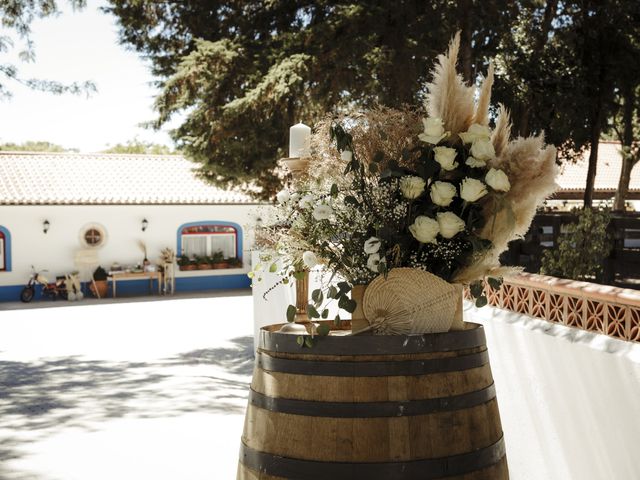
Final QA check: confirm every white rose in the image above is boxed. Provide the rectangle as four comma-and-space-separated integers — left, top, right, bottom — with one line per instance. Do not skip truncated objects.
276, 189, 290, 204
409, 216, 439, 244
465, 156, 486, 168
485, 168, 511, 192
399, 175, 426, 199
299, 194, 314, 209
430, 181, 457, 207
312, 204, 333, 220
367, 253, 385, 273
340, 150, 353, 162
470, 137, 496, 161
459, 123, 492, 144
364, 236, 381, 254
418, 117, 448, 145
302, 251, 318, 269
434, 146, 458, 171
460, 177, 488, 202
437, 212, 466, 239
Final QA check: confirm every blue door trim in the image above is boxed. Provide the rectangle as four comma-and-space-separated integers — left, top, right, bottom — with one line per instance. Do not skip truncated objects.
0, 225, 11, 272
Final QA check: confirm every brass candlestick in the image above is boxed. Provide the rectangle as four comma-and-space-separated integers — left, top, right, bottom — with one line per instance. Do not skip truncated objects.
278, 156, 313, 333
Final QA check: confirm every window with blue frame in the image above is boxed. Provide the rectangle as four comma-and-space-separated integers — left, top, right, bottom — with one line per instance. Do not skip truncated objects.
0, 226, 10, 271
179, 223, 240, 260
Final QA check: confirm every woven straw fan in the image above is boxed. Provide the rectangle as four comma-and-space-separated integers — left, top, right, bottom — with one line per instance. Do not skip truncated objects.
358, 268, 459, 335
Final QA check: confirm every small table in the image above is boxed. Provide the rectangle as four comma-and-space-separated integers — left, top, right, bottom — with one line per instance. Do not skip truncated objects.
109, 271, 163, 298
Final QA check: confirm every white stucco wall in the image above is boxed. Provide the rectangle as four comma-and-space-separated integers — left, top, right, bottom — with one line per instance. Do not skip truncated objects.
0, 204, 259, 287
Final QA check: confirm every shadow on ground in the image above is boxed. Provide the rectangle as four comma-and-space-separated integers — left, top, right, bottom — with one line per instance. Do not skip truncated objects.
0, 336, 254, 477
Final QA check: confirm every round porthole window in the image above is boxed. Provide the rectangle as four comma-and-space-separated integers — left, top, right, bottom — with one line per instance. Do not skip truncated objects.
79, 223, 107, 248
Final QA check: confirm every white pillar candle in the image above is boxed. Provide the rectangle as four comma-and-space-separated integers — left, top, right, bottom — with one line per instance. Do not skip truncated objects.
289, 122, 311, 158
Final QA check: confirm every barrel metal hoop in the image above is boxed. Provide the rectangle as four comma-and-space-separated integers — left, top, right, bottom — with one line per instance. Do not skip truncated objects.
259, 322, 487, 356
249, 383, 496, 418
239, 436, 506, 480
256, 349, 489, 377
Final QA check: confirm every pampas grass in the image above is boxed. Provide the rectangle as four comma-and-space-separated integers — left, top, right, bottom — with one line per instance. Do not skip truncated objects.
425, 32, 475, 137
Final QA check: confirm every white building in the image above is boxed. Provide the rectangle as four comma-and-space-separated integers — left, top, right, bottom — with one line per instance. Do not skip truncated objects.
0, 152, 261, 301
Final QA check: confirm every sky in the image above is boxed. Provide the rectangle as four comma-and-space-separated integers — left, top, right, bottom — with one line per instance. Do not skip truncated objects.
0, 0, 177, 152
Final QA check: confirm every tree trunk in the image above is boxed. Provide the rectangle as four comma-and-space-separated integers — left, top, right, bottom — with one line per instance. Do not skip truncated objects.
583, 113, 602, 208
458, 0, 473, 85
613, 84, 637, 211
614, 155, 636, 211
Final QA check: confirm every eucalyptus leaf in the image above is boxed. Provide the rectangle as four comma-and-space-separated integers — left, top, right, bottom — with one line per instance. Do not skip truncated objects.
469, 280, 484, 298
317, 323, 330, 336
330, 183, 339, 197
475, 295, 488, 308
327, 285, 338, 299
321, 308, 329, 319
286, 304, 297, 323
269, 262, 278, 273
304, 337, 314, 348
306, 304, 320, 318
334, 315, 342, 327
311, 289, 323, 305
296, 336, 305, 347
487, 277, 503, 290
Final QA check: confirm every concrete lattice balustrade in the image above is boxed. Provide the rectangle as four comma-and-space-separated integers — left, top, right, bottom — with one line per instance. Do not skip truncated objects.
480, 273, 640, 343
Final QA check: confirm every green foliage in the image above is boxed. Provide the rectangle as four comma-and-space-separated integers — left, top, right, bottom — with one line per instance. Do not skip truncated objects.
102, 138, 176, 155
0, 141, 75, 152
105, 0, 640, 202
105, 0, 515, 198
0, 1, 95, 98
541, 208, 613, 282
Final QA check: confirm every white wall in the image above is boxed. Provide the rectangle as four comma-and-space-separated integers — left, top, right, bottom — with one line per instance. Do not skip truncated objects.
471, 305, 640, 480
0, 204, 258, 286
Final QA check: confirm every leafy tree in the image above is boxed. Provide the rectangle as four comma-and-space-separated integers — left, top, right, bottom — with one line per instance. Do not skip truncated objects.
0, 0, 95, 98
540, 208, 612, 282
105, 1, 640, 201
0, 140, 75, 152
102, 138, 176, 155
105, 0, 515, 198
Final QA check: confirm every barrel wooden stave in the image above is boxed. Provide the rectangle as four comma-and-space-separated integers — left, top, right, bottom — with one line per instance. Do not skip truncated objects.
244, 400, 501, 462
238, 457, 509, 480
238, 322, 508, 480
252, 363, 494, 402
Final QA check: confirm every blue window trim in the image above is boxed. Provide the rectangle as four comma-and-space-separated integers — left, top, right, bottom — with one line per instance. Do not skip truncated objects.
0, 225, 11, 272
176, 221, 243, 259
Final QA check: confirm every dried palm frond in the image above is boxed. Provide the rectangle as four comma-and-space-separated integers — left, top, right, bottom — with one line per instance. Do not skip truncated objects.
137, 240, 148, 259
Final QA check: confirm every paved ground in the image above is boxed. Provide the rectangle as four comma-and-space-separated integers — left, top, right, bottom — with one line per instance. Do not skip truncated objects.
0, 291, 254, 480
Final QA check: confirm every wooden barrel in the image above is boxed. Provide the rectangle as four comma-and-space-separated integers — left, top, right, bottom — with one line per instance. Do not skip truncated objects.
238, 321, 508, 480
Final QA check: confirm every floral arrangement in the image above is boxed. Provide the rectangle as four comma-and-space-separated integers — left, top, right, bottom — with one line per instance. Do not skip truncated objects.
253, 33, 558, 328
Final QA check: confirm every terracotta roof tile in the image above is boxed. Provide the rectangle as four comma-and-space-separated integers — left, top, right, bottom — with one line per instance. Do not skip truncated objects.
0, 152, 258, 205
557, 142, 640, 192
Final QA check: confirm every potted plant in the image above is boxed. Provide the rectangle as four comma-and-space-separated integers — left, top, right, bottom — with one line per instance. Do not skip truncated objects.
196, 255, 211, 270
178, 255, 196, 271
211, 251, 228, 269
89, 266, 109, 298
229, 257, 243, 268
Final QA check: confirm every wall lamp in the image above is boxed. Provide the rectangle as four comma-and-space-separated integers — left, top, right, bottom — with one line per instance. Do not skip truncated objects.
43, 220, 50, 234
142, 218, 149, 232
